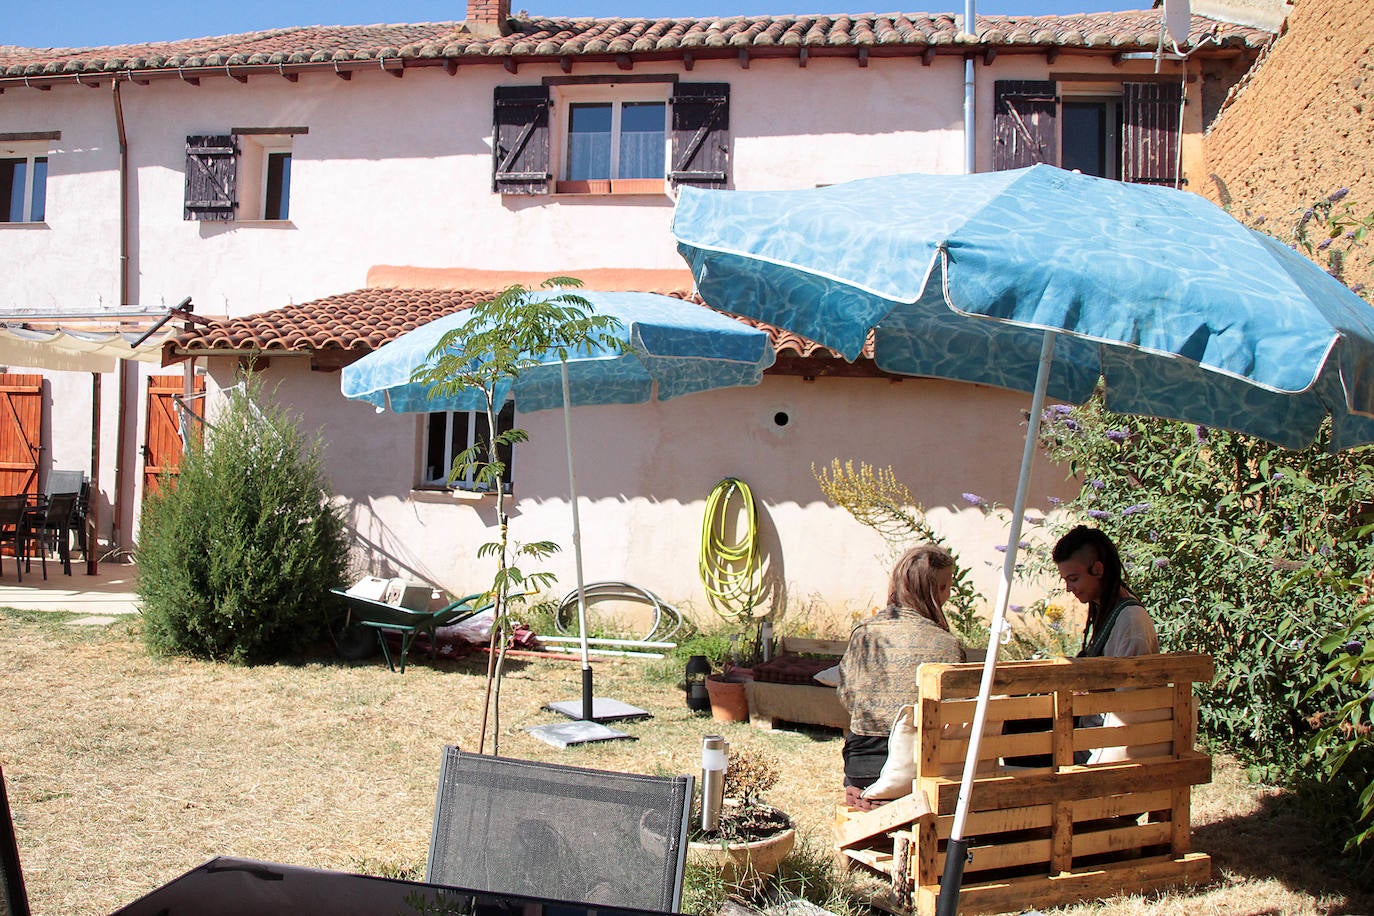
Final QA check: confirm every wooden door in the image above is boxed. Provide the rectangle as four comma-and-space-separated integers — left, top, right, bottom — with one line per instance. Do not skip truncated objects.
0, 374, 42, 498
143, 375, 205, 496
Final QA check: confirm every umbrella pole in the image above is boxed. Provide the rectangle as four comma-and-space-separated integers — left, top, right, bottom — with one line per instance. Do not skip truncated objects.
937, 331, 1056, 916
561, 359, 594, 721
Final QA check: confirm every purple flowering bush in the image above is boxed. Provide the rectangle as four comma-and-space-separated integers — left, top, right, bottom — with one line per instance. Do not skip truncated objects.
1038, 395, 1374, 856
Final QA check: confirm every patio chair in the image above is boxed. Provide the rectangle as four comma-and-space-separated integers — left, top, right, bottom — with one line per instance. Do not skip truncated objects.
427, 747, 692, 912
328, 588, 492, 673
29, 492, 79, 577
0, 496, 31, 583
1, 765, 32, 916
43, 470, 83, 501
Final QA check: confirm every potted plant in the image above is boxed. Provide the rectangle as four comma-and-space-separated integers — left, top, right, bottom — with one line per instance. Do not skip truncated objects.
688, 745, 796, 888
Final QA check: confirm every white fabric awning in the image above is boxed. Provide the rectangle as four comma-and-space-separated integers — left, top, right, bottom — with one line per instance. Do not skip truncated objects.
0, 326, 169, 373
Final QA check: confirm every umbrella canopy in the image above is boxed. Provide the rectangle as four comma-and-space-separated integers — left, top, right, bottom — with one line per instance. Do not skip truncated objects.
674, 164, 1374, 451
342, 289, 774, 720
342, 289, 774, 414
672, 165, 1374, 913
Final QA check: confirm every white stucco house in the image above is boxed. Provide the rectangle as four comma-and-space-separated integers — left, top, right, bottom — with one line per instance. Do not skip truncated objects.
0, 1, 1274, 624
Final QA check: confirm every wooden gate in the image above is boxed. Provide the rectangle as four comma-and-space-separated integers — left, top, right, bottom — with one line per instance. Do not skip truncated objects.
143, 375, 205, 496
0, 374, 43, 498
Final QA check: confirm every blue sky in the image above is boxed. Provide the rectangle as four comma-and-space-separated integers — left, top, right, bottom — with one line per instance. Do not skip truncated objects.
8, 1, 1150, 49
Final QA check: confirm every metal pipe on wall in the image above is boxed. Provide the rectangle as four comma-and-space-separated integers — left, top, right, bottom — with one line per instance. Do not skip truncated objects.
109, 78, 133, 566
963, 0, 977, 174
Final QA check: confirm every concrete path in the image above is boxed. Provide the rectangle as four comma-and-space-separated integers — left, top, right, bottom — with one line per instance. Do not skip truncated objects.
0, 560, 138, 622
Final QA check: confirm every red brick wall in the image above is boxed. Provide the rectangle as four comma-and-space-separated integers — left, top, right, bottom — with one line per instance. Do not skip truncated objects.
467, 0, 511, 27
1201, 0, 1374, 291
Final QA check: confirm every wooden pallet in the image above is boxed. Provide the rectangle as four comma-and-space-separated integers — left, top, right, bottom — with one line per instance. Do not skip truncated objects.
835, 652, 1214, 915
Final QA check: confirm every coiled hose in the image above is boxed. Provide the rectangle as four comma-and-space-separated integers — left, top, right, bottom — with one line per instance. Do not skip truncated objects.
699, 477, 763, 620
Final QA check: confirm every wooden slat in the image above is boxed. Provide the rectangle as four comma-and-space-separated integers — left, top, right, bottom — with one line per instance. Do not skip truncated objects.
921, 653, 1214, 697
934, 802, 1052, 840
843, 847, 894, 873
930, 853, 1211, 916
778, 636, 847, 656
934, 754, 1212, 811
964, 834, 1052, 873
834, 794, 932, 848
1073, 685, 1176, 716
1072, 821, 1172, 858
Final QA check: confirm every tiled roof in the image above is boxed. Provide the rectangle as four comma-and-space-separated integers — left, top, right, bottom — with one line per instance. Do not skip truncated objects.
1, 11, 1271, 81
164, 287, 841, 363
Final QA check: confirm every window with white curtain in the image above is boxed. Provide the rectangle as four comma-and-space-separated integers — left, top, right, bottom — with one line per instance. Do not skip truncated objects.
554, 84, 668, 192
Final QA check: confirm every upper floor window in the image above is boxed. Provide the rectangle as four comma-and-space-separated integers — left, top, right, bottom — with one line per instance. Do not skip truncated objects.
559, 89, 668, 191
492, 82, 729, 196
0, 140, 48, 223
993, 80, 1180, 186
184, 128, 303, 222
423, 402, 515, 492
1061, 97, 1122, 181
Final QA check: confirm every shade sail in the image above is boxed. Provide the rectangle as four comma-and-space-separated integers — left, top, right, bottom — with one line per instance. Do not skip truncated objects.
0, 326, 169, 373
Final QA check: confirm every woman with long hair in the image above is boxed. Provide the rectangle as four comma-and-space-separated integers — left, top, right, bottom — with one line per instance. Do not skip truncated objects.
836, 544, 964, 808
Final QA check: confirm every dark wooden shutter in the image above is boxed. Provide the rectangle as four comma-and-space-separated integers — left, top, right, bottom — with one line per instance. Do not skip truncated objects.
669, 83, 730, 189
492, 86, 551, 195
993, 80, 1058, 171
0, 374, 42, 498
1123, 82, 1183, 186
184, 134, 239, 220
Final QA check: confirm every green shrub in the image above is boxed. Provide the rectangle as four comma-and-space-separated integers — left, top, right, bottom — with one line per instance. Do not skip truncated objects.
137, 379, 350, 662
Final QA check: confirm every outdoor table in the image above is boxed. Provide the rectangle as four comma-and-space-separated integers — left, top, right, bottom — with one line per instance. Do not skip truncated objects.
110, 856, 677, 916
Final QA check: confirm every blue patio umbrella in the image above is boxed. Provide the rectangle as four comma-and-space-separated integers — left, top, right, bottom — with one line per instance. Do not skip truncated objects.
341, 289, 774, 720
672, 164, 1374, 912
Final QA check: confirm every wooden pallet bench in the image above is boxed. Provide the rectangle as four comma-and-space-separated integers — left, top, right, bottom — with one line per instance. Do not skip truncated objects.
834, 652, 1213, 916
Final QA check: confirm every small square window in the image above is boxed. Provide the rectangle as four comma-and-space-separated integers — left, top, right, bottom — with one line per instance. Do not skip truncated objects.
423, 402, 515, 492
0, 143, 48, 223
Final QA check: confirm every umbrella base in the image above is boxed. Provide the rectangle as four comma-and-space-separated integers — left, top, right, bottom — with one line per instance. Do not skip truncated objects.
526, 720, 634, 748
544, 697, 652, 723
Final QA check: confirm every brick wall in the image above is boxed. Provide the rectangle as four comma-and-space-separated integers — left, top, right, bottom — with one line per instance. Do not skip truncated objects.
1201, 0, 1374, 293
467, 0, 511, 28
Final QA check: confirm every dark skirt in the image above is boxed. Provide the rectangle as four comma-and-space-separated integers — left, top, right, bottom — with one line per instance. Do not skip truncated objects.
842, 733, 889, 788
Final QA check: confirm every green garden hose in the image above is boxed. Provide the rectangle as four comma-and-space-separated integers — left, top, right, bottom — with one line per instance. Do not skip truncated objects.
699, 477, 764, 620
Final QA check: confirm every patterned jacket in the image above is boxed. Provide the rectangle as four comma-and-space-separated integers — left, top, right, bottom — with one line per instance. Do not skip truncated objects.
837, 606, 965, 737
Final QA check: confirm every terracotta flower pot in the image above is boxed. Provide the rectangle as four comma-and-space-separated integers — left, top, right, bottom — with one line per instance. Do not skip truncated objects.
704, 673, 750, 723
688, 825, 796, 888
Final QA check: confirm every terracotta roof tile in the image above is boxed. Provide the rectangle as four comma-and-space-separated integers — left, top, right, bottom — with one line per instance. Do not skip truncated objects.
166, 286, 846, 363
1, 11, 1272, 82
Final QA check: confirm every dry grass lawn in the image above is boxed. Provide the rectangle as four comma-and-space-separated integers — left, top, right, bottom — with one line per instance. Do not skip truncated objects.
2, 609, 1370, 916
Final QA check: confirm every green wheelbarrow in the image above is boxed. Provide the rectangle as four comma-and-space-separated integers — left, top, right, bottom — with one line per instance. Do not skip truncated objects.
330, 588, 491, 672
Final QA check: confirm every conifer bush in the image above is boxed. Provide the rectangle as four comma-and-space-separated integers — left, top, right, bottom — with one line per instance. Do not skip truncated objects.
137, 381, 350, 662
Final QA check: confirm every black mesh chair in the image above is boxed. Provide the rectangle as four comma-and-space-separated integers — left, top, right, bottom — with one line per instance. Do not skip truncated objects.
32, 493, 79, 577
427, 748, 692, 913
1, 765, 31, 916
0, 497, 30, 583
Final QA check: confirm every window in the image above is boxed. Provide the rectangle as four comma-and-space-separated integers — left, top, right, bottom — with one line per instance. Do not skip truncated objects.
993, 80, 1180, 186
185, 128, 303, 221
492, 82, 729, 195
565, 100, 666, 182
423, 402, 515, 492
554, 85, 668, 193
0, 141, 48, 223
1061, 97, 1122, 181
